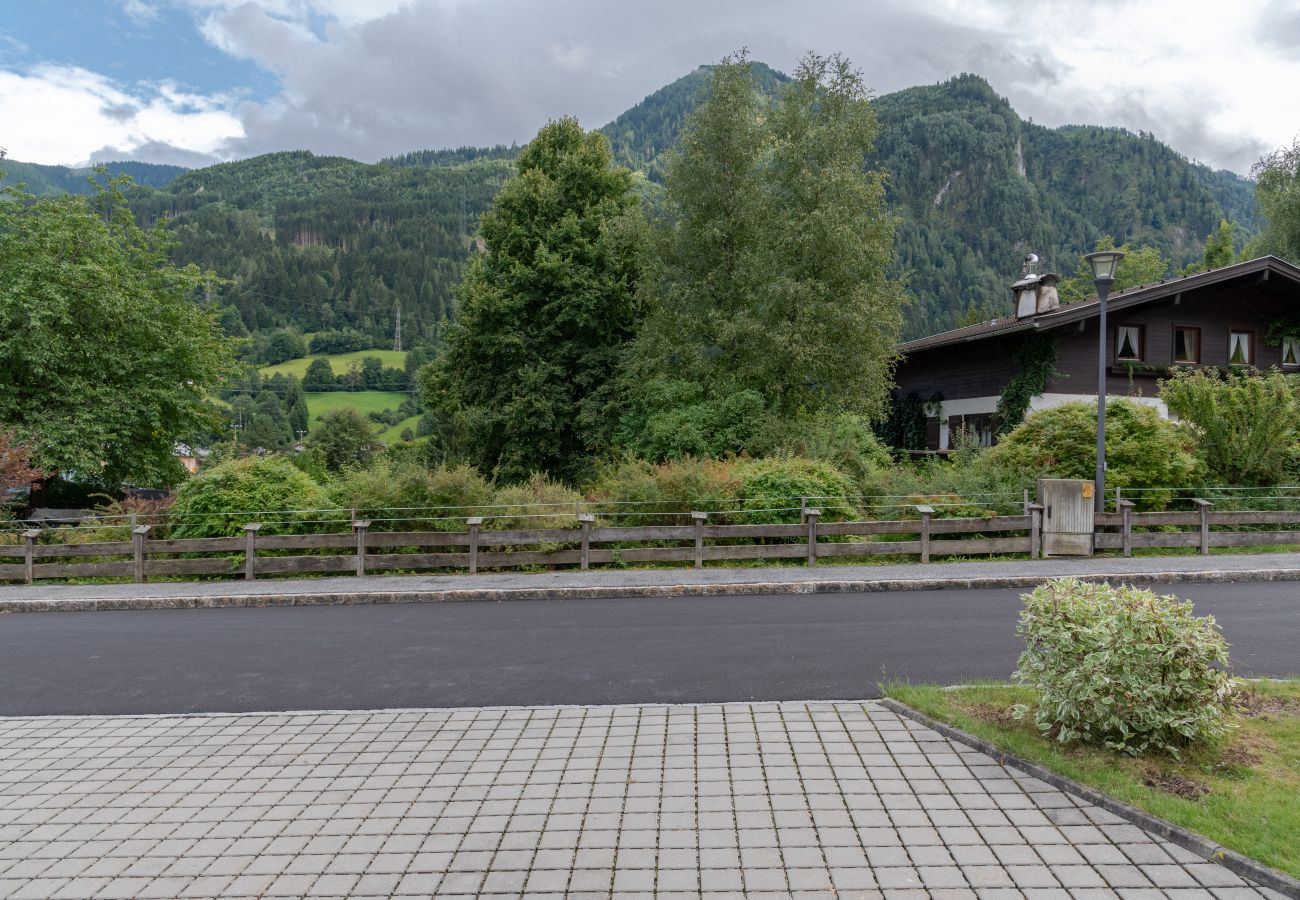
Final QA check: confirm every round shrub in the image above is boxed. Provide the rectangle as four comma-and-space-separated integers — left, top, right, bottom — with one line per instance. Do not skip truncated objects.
1012, 579, 1237, 757
733, 456, 856, 523
169, 457, 331, 538
985, 400, 1202, 509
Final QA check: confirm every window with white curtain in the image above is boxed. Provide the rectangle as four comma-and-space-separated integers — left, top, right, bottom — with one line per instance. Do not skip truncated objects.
1229, 330, 1253, 366
1283, 336, 1299, 368
1115, 325, 1143, 361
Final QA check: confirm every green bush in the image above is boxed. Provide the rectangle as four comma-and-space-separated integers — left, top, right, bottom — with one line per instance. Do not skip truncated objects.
169, 457, 331, 538
733, 456, 856, 523
329, 460, 494, 530
492, 474, 583, 530
1012, 579, 1237, 757
753, 411, 891, 491
587, 456, 741, 525
985, 400, 1203, 509
868, 443, 1031, 518
1160, 368, 1300, 486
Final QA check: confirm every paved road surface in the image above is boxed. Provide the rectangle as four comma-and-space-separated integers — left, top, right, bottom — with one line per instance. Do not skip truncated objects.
1, 583, 1296, 717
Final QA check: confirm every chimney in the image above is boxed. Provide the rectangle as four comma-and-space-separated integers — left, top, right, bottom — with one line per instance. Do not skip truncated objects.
1011, 254, 1060, 318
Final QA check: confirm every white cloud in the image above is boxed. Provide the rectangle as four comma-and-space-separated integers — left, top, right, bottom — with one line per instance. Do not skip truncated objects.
0, 63, 242, 166
5, 0, 1299, 172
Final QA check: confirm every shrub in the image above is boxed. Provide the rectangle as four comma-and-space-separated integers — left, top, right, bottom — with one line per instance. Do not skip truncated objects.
169, 457, 330, 538
328, 460, 494, 530
753, 411, 891, 491
868, 446, 1031, 518
732, 456, 856, 523
492, 473, 583, 530
985, 400, 1202, 509
586, 456, 741, 525
1160, 368, 1300, 486
1012, 579, 1237, 757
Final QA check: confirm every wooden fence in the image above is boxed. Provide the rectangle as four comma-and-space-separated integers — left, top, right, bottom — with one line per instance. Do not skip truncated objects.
2, 501, 1298, 585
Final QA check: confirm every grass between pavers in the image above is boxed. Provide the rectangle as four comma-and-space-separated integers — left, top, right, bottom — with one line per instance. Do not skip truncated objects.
885, 680, 1300, 880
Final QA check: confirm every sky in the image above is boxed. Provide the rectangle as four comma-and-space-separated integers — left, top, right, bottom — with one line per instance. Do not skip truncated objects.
2, 0, 1298, 175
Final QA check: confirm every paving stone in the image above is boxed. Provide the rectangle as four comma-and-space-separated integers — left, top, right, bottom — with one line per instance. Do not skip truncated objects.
0, 700, 1276, 900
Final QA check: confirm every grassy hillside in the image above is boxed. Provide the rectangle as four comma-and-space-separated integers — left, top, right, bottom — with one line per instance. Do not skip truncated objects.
305, 390, 407, 418
260, 349, 407, 379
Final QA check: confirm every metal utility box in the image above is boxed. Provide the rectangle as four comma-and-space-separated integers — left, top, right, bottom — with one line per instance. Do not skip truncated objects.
1037, 479, 1095, 556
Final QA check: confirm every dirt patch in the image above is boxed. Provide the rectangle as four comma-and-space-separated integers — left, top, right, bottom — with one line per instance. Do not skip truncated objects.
1141, 768, 1211, 801
959, 701, 1021, 730
1233, 689, 1300, 719
1212, 731, 1273, 772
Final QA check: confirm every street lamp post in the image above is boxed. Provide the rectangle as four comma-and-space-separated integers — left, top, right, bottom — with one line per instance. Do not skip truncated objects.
1084, 250, 1125, 513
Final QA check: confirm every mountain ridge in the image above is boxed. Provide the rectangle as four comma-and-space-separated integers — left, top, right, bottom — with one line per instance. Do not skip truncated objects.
2, 66, 1258, 342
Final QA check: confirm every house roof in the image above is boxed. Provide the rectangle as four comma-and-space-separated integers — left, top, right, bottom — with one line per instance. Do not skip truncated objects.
899, 255, 1300, 355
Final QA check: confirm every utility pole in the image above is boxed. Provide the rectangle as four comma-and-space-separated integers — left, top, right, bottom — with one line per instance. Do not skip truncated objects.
393, 302, 402, 352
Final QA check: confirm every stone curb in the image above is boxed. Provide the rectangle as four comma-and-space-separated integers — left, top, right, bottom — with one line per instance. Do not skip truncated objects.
0, 566, 1297, 613
879, 698, 1300, 899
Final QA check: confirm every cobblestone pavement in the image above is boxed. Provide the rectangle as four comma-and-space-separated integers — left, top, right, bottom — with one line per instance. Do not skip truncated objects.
0, 702, 1284, 899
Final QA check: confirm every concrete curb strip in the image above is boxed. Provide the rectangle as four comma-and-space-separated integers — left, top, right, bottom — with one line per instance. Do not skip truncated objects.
1, 566, 1298, 613
879, 698, 1300, 899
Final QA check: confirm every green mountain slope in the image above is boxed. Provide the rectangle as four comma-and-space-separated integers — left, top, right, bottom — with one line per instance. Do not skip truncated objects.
128, 150, 512, 342
869, 74, 1256, 335
0, 159, 187, 195
16, 66, 1254, 344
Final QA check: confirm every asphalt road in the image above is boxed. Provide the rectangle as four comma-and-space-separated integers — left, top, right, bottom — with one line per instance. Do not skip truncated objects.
2, 582, 1296, 717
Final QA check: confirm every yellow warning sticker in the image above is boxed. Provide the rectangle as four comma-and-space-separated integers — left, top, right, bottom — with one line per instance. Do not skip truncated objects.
1081, 483, 1095, 498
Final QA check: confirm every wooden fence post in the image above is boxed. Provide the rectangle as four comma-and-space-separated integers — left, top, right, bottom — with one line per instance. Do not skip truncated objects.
132, 525, 150, 584
22, 529, 39, 585
803, 508, 821, 567
691, 512, 707, 569
1028, 503, 1043, 560
243, 523, 261, 580
1193, 499, 1213, 556
1118, 499, 1135, 557
466, 517, 482, 574
578, 513, 595, 570
916, 505, 934, 563
353, 520, 370, 576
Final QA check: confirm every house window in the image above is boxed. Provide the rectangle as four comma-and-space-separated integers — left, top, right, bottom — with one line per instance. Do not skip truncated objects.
1115, 324, 1144, 361
1173, 326, 1200, 364
1228, 330, 1254, 366
1283, 336, 1299, 368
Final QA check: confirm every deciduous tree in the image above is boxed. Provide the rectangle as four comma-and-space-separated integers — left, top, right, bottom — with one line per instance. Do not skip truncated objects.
0, 175, 234, 487
622, 52, 905, 458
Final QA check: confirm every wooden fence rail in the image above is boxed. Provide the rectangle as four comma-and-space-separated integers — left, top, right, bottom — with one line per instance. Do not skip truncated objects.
2, 501, 1299, 585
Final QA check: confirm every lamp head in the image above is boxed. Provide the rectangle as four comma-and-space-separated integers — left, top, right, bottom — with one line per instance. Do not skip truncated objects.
1084, 249, 1125, 283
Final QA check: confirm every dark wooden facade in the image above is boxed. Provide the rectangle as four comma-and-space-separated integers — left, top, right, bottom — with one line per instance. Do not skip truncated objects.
893, 257, 1300, 451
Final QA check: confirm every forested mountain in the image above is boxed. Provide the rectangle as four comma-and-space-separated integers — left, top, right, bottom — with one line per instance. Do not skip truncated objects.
871, 75, 1256, 335
128, 150, 512, 344
17, 65, 1254, 344
0, 159, 186, 195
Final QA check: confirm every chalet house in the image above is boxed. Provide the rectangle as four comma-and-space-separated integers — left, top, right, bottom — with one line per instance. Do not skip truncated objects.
893, 255, 1300, 451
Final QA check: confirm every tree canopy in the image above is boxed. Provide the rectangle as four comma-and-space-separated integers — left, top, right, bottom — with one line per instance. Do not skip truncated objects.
0, 175, 234, 487
620, 52, 905, 459
1254, 137, 1300, 264
420, 117, 647, 483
